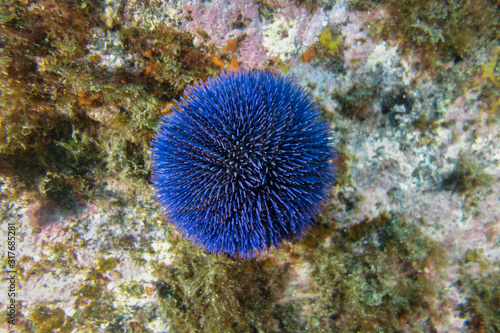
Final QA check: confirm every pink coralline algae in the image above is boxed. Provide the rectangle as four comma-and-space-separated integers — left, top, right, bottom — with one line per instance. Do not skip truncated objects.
271, 4, 328, 47
182, 0, 259, 47
182, 0, 267, 67
341, 12, 377, 69
181, 0, 330, 68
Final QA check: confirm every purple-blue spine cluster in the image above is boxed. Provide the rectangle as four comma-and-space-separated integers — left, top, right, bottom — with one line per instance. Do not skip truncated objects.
150, 69, 336, 259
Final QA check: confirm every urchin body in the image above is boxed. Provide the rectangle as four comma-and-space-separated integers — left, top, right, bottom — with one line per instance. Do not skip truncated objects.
150, 69, 335, 258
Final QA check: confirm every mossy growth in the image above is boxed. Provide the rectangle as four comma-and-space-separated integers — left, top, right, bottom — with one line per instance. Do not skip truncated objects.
347, 0, 382, 11
351, 0, 498, 65
38, 173, 78, 210
302, 212, 336, 249
458, 270, 500, 332
411, 113, 440, 146
335, 84, 376, 119
303, 213, 445, 331
22, 253, 121, 330
0, 0, 214, 210
443, 153, 494, 194
48, 242, 78, 273
71, 269, 118, 330
295, 0, 322, 12
151, 212, 446, 332
30, 306, 73, 333
0, 0, 102, 192
118, 25, 215, 98
331, 150, 353, 187
97, 257, 119, 273
154, 238, 289, 332
412, 113, 439, 135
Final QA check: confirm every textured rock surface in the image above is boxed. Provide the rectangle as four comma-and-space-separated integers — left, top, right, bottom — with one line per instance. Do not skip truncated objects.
0, 0, 498, 331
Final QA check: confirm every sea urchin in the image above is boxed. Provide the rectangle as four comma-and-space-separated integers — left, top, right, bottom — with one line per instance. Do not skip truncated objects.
150, 69, 336, 259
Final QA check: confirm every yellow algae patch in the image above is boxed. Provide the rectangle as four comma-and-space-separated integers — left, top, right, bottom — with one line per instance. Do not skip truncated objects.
320, 28, 341, 56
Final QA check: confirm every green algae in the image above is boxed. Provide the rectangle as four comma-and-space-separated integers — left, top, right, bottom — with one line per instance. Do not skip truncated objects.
148, 210, 450, 332
457, 247, 500, 332
39, 174, 77, 210
0, 0, 211, 213
31, 306, 69, 333
302, 213, 446, 331
71, 270, 118, 330
351, 0, 498, 65
412, 114, 440, 135
97, 257, 119, 273
335, 84, 376, 119
331, 152, 354, 187
443, 153, 494, 194
154, 238, 288, 332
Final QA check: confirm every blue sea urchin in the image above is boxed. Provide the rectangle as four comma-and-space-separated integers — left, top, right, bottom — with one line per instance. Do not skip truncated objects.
150, 69, 336, 258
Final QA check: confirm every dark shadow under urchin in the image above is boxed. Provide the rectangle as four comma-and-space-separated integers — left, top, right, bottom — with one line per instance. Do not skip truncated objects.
150, 68, 336, 259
